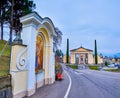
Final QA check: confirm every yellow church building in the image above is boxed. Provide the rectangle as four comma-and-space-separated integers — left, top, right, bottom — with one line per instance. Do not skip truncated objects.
63, 46, 103, 64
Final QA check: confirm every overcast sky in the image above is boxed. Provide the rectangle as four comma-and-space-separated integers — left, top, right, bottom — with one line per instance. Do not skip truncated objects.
34, 0, 120, 55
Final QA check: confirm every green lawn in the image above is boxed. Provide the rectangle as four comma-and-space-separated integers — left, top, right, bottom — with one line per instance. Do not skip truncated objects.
88, 65, 99, 70
0, 40, 10, 77
0, 56, 10, 76
105, 69, 120, 72
0, 40, 10, 56
66, 64, 78, 69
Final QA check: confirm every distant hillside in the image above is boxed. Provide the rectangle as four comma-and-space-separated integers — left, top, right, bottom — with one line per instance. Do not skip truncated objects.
103, 52, 120, 58
0, 40, 10, 57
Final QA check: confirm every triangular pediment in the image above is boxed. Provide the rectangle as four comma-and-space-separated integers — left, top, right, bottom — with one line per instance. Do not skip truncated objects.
75, 48, 89, 52
70, 47, 93, 52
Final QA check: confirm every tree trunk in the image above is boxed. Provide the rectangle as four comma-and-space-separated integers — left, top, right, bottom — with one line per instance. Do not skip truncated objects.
0, 7, 3, 40
0, 6, 5, 40
1, 16, 3, 40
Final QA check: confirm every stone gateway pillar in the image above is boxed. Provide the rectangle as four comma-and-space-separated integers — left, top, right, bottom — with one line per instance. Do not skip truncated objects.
10, 12, 57, 98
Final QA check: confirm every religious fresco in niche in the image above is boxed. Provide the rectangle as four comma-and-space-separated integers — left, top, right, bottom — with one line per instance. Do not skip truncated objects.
35, 35, 44, 73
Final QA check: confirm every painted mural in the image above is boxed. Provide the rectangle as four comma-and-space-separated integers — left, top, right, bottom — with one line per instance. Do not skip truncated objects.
35, 35, 44, 72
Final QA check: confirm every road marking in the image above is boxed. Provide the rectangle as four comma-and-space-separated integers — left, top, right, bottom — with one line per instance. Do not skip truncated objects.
64, 69, 72, 98
74, 71, 83, 75
80, 70, 120, 80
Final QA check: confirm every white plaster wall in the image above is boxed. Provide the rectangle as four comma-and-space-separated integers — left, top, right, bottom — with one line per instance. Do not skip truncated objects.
49, 37, 55, 81
21, 23, 36, 93
10, 45, 28, 98
36, 71, 44, 83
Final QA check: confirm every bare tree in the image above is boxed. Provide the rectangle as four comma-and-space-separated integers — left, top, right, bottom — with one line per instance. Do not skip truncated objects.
53, 27, 63, 52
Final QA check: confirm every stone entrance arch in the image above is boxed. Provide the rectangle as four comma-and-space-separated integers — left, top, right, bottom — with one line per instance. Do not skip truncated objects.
10, 12, 57, 98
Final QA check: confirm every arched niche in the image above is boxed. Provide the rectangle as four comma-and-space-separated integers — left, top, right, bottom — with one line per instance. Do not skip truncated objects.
35, 33, 45, 73
36, 26, 52, 85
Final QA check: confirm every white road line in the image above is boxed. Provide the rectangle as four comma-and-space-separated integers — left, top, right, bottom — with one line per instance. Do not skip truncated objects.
74, 71, 83, 75
64, 69, 72, 98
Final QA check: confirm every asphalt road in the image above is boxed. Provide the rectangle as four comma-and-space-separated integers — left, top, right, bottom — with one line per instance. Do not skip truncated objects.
65, 67, 120, 98
27, 71, 69, 98
27, 66, 120, 98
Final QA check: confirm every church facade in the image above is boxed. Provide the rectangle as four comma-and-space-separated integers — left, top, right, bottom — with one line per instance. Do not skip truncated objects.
70, 46, 103, 64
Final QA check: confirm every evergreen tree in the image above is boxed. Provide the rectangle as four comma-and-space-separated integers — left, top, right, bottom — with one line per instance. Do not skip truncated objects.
66, 38, 69, 63
55, 49, 63, 63
11, 0, 36, 38
60, 49, 63, 57
94, 39, 98, 64
0, 0, 9, 40
0, 0, 36, 40
55, 49, 61, 57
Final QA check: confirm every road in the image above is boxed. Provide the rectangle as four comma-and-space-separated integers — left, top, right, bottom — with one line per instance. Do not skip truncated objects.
27, 66, 120, 98
27, 71, 69, 98
65, 67, 120, 98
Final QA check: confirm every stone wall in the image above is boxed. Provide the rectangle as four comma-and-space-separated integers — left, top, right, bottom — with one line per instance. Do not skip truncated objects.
0, 75, 12, 98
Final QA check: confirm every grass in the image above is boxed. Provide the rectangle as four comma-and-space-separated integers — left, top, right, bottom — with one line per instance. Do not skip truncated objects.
0, 40, 10, 77
66, 64, 78, 69
105, 69, 120, 72
55, 62, 62, 71
0, 56, 10, 76
0, 40, 10, 56
88, 65, 99, 70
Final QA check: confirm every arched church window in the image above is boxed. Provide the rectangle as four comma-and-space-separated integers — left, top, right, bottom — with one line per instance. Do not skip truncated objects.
76, 54, 79, 58
75, 54, 79, 64
35, 35, 44, 73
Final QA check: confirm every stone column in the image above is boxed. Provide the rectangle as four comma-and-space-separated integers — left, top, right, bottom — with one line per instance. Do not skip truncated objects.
44, 45, 50, 85
49, 37, 55, 84
71, 52, 75, 64
22, 24, 36, 96
20, 14, 40, 96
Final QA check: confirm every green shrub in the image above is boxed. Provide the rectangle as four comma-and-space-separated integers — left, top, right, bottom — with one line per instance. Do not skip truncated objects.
55, 62, 63, 74
66, 64, 78, 69
105, 69, 120, 72
105, 61, 110, 66
88, 65, 98, 70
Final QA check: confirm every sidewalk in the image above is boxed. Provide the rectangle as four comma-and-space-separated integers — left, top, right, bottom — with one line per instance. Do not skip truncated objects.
26, 71, 69, 98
